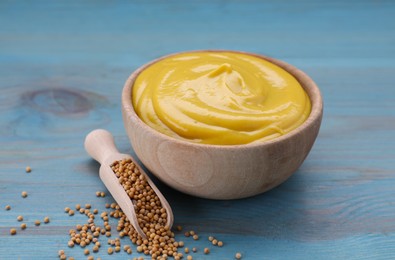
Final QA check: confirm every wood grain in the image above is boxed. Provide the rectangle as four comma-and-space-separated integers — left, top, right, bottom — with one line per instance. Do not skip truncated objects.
1, 1, 395, 259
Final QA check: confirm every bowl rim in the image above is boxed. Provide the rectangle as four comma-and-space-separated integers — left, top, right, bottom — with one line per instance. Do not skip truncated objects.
122, 49, 323, 150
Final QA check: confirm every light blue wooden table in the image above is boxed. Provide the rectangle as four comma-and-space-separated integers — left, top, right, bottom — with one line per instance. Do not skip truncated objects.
1, 1, 395, 259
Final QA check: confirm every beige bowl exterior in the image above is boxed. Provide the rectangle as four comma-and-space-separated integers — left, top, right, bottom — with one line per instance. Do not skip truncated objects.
122, 50, 323, 200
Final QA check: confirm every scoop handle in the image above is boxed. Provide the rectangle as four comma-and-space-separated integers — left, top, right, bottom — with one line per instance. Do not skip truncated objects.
84, 129, 120, 164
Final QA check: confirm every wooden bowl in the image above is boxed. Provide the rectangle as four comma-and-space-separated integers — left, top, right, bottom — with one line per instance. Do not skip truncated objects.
122, 50, 323, 200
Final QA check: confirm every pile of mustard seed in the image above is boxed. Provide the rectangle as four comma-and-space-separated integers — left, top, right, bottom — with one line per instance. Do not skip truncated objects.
60, 160, 243, 259
110, 158, 181, 259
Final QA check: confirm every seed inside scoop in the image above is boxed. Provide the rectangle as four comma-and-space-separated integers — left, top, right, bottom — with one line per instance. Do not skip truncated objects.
110, 158, 181, 259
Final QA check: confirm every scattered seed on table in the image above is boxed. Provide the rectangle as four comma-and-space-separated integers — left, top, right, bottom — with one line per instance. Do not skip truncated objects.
64, 207, 70, 213
68, 210, 75, 216
115, 246, 120, 252
58, 250, 65, 256
208, 236, 214, 241
184, 232, 190, 237
5, 205, 11, 210
68, 241, 74, 248
192, 247, 197, 252
178, 241, 184, 247
187, 255, 193, 260
212, 239, 218, 245
193, 234, 199, 240
85, 204, 91, 209
84, 249, 89, 255
21, 191, 28, 198
184, 247, 189, 253
10, 228, 17, 235
44, 216, 50, 223
20, 223, 27, 230
59, 255, 66, 260
87, 256, 94, 260
95, 191, 101, 197
100, 192, 105, 197
204, 248, 210, 254
107, 248, 113, 255
35, 220, 41, 226
218, 241, 224, 247
235, 252, 242, 259
17, 215, 23, 221
92, 245, 99, 253
75, 204, 81, 210
25, 166, 31, 173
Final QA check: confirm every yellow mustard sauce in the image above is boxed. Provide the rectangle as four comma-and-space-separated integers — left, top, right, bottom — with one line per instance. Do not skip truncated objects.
132, 51, 311, 145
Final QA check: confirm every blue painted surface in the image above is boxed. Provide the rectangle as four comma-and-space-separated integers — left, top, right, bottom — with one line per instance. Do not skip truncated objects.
1, 1, 395, 259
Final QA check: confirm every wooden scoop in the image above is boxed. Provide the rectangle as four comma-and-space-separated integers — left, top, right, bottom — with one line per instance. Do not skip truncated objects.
84, 129, 174, 239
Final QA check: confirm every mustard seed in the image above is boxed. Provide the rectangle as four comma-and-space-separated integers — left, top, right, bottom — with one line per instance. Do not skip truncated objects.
235, 252, 242, 259
5, 205, 11, 210
44, 216, 50, 223
115, 246, 120, 252
100, 192, 105, 197
187, 255, 193, 260
212, 239, 218, 245
68, 241, 74, 248
87, 256, 94, 260
208, 236, 214, 241
204, 248, 210, 254
25, 166, 31, 173
184, 247, 189, 253
193, 234, 199, 240
10, 228, 16, 235
20, 223, 27, 230
58, 250, 65, 256
95, 191, 101, 197
68, 210, 75, 216
192, 247, 197, 252
184, 232, 190, 237
17, 215, 23, 221
218, 241, 223, 247
85, 204, 91, 209
178, 241, 184, 247
75, 204, 81, 210
107, 247, 113, 255
105, 203, 110, 208
84, 249, 89, 255
176, 225, 182, 231
21, 191, 28, 198
60, 255, 66, 260
64, 207, 70, 213
35, 220, 41, 226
